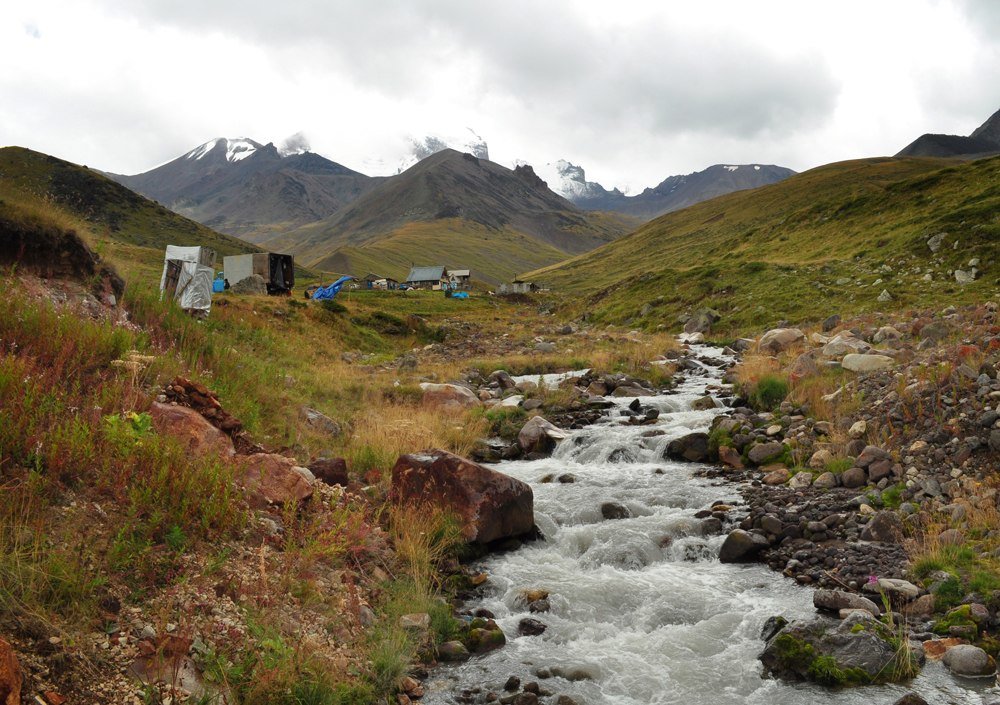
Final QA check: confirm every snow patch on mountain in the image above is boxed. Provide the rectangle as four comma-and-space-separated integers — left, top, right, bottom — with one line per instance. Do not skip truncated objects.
724, 165, 739, 172
184, 137, 261, 163
523, 159, 609, 200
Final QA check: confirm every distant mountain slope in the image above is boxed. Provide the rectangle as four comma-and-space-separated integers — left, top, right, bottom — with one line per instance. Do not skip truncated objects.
0, 146, 254, 257
896, 107, 1000, 158
526, 159, 794, 220
110, 137, 378, 242
529, 156, 999, 331
269, 149, 637, 281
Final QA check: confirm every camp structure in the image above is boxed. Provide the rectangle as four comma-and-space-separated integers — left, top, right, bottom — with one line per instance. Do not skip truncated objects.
404, 265, 449, 290
159, 245, 216, 315
223, 253, 295, 295
498, 278, 540, 294
363, 273, 400, 290
449, 269, 472, 289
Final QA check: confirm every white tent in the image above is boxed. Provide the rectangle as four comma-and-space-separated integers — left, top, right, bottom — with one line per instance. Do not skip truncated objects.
160, 245, 215, 314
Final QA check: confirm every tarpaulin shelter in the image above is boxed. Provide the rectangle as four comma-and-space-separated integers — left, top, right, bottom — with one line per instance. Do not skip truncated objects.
160, 245, 216, 315
310, 275, 355, 300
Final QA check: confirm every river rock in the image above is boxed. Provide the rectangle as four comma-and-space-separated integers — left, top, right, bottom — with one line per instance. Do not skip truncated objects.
691, 395, 716, 411
813, 589, 880, 616
842, 354, 894, 373
518, 618, 547, 636
518, 416, 569, 455
942, 644, 996, 677
759, 328, 805, 354
390, 450, 534, 544
601, 502, 630, 520
718, 446, 744, 469
684, 308, 721, 334
855, 445, 889, 468
149, 401, 235, 459
420, 383, 481, 412
808, 449, 833, 469
438, 641, 470, 661
841, 467, 867, 488
892, 695, 928, 705
763, 468, 790, 485
789, 471, 814, 488
665, 432, 711, 463
719, 529, 769, 563
760, 613, 914, 685
813, 471, 838, 488
860, 511, 905, 543
748, 441, 785, 465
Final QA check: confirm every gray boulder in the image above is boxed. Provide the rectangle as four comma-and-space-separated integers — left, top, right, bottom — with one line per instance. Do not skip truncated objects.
759, 328, 805, 354
665, 432, 711, 463
942, 644, 996, 677
861, 511, 904, 543
718, 529, 769, 563
748, 441, 785, 465
842, 354, 894, 373
518, 416, 569, 455
813, 589, 880, 616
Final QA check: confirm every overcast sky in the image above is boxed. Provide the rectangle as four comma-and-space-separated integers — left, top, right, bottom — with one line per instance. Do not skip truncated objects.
2, 0, 998, 191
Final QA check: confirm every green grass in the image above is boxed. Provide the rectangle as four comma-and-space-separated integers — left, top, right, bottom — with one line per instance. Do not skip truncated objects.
529, 155, 1000, 333
747, 374, 789, 411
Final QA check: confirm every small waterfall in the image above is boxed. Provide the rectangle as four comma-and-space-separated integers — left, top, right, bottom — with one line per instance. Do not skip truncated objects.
424, 344, 990, 705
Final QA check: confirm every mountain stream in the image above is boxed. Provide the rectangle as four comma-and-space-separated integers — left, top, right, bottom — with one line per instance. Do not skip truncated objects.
423, 344, 998, 705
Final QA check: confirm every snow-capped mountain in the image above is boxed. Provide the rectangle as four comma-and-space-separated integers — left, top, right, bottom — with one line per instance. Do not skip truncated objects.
110, 137, 377, 243
183, 137, 264, 163
524, 159, 614, 201
521, 158, 794, 220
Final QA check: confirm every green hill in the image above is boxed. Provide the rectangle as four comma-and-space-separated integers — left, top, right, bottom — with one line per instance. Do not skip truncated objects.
529, 156, 1000, 332
0, 146, 255, 272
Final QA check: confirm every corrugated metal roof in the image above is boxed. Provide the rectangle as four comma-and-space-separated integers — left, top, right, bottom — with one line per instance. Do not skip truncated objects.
451, 269, 471, 277
405, 265, 446, 282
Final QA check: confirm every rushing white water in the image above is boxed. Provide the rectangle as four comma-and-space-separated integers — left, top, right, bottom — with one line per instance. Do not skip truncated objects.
424, 345, 999, 704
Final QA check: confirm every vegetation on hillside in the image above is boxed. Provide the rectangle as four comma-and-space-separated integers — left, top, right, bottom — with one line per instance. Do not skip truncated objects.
531, 156, 1000, 333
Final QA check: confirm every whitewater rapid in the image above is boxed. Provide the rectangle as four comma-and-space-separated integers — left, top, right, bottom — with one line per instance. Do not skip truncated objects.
424, 345, 996, 704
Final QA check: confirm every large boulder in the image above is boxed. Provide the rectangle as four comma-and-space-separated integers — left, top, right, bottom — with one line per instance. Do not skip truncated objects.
760, 613, 918, 685
420, 383, 481, 412
236, 453, 314, 507
0, 637, 21, 705
759, 328, 805, 354
390, 450, 534, 544
665, 432, 711, 463
821, 332, 870, 358
860, 511, 905, 543
748, 441, 785, 466
842, 354, 894, 373
719, 529, 769, 562
518, 416, 569, 455
813, 589, 880, 616
683, 308, 721, 334
149, 402, 234, 459
942, 644, 996, 677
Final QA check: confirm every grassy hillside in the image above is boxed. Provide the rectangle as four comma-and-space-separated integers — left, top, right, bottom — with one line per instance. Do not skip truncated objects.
531, 156, 1000, 332
0, 146, 254, 257
312, 218, 574, 284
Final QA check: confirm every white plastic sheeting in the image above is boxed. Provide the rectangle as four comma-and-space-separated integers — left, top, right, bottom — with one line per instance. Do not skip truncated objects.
160, 245, 215, 314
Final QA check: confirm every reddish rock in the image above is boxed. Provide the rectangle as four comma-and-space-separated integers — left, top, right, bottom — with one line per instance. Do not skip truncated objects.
149, 402, 234, 459
237, 453, 313, 507
718, 446, 744, 470
390, 449, 534, 544
309, 457, 350, 486
0, 637, 20, 705
419, 383, 481, 412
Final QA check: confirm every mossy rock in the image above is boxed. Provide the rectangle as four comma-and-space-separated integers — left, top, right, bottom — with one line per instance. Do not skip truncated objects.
761, 617, 919, 686
465, 625, 506, 654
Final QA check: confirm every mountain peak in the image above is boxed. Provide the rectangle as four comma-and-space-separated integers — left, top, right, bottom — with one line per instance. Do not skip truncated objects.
970, 107, 1000, 146
184, 137, 264, 163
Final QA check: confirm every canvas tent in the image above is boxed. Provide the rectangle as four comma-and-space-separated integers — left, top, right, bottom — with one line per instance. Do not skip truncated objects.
160, 245, 216, 314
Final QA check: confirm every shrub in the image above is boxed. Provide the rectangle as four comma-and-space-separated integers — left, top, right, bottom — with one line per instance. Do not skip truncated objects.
748, 374, 789, 411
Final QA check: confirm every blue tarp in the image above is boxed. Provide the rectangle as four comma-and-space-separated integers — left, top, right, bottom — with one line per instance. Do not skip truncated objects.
311, 275, 355, 300
451, 291, 469, 299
